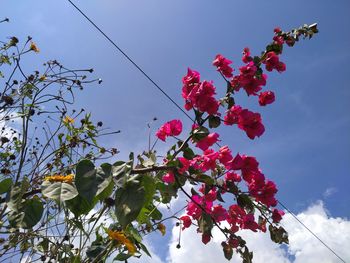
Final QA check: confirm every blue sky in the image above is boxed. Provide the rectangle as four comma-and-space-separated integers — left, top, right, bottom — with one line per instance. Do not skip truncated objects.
2, 0, 350, 262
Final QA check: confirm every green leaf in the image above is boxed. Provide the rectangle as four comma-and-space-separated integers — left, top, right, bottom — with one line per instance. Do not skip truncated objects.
7, 177, 29, 211
269, 225, 289, 244
112, 161, 132, 179
222, 242, 233, 260
198, 213, 213, 234
21, 196, 43, 228
41, 181, 78, 202
65, 195, 96, 217
114, 252, 132, 261
0, 178, 12, 194
183, 147, 195, 160
36, 238, 49, 253
242, 247, 253, 263
139, 242, 151, 257
86, 243, 106, 260
141, 174, 156, 206
127, 225, 142, 243
115, 182, 146, 229
75, 160, 112, 203
237, 194, 254, 214
8, 196, 43, 229
192, 126, 209, 142
209, 116, 221, 128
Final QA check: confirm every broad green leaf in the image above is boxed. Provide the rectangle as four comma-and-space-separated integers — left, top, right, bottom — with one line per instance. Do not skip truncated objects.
65, 194, 96, 217
75, 160, 112, 203
41, 181, 78, 202
8, 196, 43, 229
0, 178, 12, 194
21, 196, 43, 228
114, 253, 132, 261
141, 174, 156, 206
7, 177, 29, 211
115, 182, 146, 229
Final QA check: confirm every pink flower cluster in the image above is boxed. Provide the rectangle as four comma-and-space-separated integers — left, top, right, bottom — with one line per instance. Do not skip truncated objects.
154, 27, 294, 249
213, 54, 234, 78
182, 69, 220, 115
156, 119, 182, 142
224, 106, 265, 139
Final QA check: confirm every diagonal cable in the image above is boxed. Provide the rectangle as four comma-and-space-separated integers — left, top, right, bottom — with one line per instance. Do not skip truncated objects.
66, 0, 194, 123
278, 201, 346, 263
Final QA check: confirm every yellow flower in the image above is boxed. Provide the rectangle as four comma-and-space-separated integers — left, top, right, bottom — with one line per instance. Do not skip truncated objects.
63, 116, 74, 125
30, 41, 40, 53
39, 75, 46, 81
107, 229, 137, 255
44, 174, 74, 184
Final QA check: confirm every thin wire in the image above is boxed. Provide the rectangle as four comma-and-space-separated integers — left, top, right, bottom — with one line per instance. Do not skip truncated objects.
278, 201, 346, 263
66, 1, 346, 262
66, 0, 195, 123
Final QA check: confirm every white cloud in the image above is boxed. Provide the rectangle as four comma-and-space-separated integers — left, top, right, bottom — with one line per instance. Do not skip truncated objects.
166, 201, 350, 263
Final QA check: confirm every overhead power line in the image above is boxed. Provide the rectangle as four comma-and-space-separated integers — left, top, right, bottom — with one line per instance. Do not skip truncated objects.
66, 0, 194, 122
278, 201, 346, 263
66, 1, 346, 262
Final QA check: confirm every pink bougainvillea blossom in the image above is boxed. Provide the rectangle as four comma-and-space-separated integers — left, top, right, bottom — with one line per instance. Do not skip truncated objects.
156, 119, 183, 141
180, 215, 192, 230
272, 209, 285, 223
195, 132, 220, 151
213, 54, 234, 78
259, 91, 275, 106
162, 172, 175, 184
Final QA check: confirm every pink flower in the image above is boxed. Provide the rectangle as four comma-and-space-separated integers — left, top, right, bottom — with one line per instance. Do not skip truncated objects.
230, 153, 244, 170
156, 119, 183, 142
194, 149, 219, 172
272, 209, 285, 223
253, 180, 278, 207
205, 189, 217, 202
225, 171, 241, 182
241, 214, 259, 232
194, 81, 220, 115
195, 133, 220, 151
212, 205, 228, 222
224, 105, 242, 125
202, 233, 211, 244
162, 172, 175, 184
237, 109, 265, 139
263, 52, 286, 73
273, 35, 284, 46
274, 27, 282, 34
182, 68, 200, 98
178, 157, 190, 174
259, 91, 275, 106
218, 146, 233, 168
242, 47, 253, 63
213, 54, 234, 78
180, 215, 192, 230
